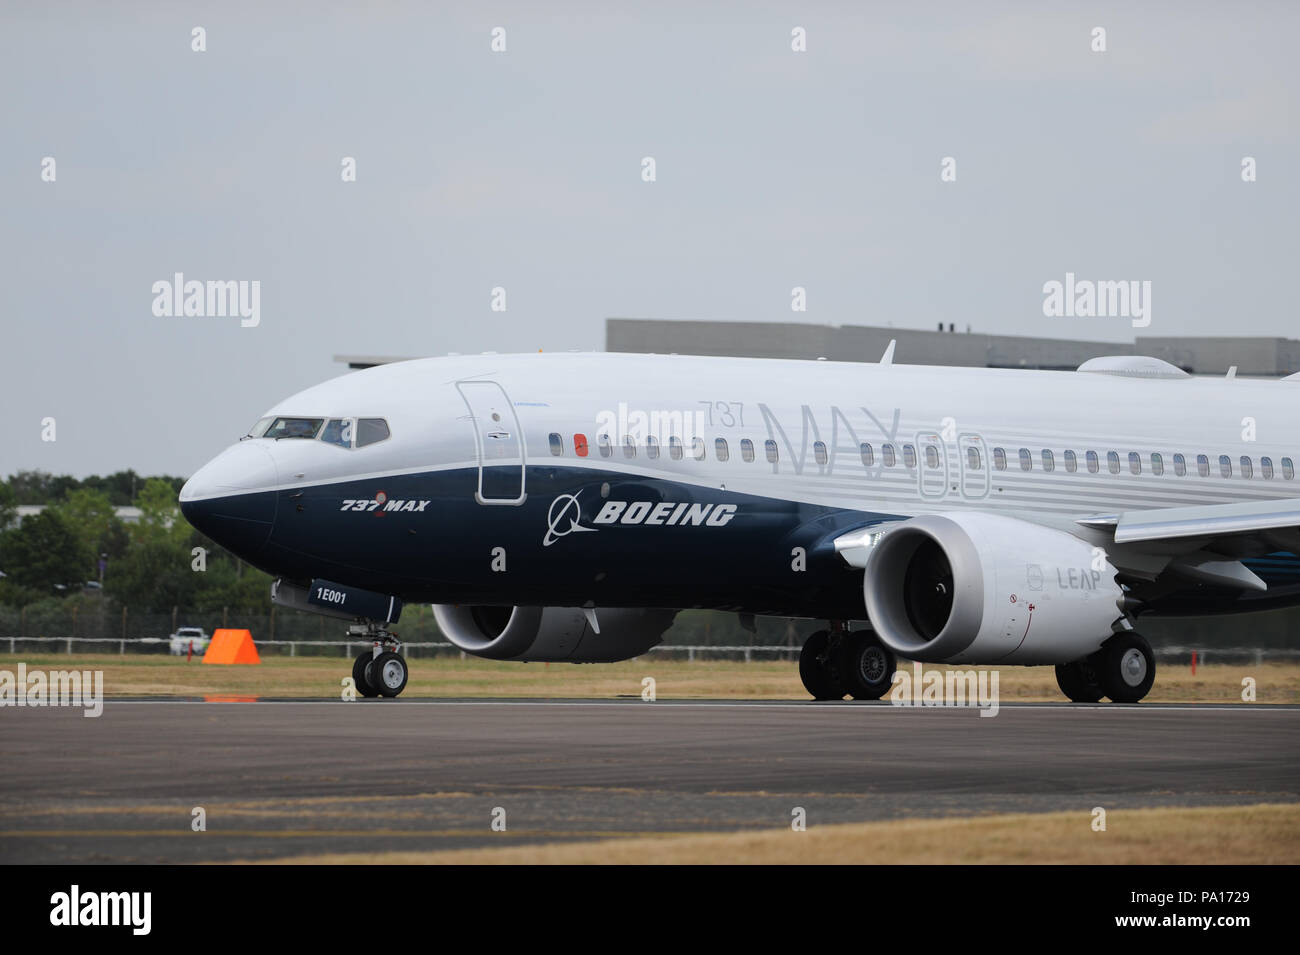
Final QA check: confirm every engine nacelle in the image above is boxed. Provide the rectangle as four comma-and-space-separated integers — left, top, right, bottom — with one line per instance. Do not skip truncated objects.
863, 513, 1123, 665
432, 605, 676, 663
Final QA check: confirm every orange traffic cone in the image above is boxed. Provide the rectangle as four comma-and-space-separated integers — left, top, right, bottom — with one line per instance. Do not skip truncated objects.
202, 629, 261, 665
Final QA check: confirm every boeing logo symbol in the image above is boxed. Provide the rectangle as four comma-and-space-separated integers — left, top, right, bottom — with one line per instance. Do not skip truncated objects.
544, 492, 597, 547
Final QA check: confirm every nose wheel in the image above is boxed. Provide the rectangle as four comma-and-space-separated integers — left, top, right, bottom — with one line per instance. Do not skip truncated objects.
349, 627, 408, 699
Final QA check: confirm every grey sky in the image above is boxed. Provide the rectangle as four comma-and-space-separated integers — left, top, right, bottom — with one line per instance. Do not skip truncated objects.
2, 1, 1296, 478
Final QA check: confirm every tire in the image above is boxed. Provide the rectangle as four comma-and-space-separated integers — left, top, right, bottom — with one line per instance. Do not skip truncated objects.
1054, 658, 1104, 703
1099, 632, 1155, 703
352, 650, 380, 698
370, 651, 409, 698
799, 630, 845, 700
833, 631, 897, 701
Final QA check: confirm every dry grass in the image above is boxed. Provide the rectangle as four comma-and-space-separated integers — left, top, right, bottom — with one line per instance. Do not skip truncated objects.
250, 803, 1300, 865
3, 654, 1297, 703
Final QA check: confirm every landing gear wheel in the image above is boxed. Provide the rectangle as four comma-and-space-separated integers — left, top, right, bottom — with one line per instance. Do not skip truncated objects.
370, 650, 409, 698
1055, 658, 1104, 703
834, 631, 897, 700
1099, 632, 1155, 703
352, 650, 380, 698
799, 630, 846, 700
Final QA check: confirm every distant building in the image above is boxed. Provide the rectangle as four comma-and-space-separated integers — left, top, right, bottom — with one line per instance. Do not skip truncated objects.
605, 319, 1300, 377
334, 322, 1300, 378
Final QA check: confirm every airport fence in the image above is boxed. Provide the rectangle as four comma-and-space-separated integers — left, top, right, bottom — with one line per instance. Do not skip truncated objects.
1, 636, 1298, 665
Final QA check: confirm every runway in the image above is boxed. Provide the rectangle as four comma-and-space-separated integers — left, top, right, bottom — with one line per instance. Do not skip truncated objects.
2, 700, 1297, 863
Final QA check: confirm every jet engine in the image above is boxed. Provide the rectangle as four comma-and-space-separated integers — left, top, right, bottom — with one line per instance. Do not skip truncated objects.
432, 605, 676, 663
862, 512, 1124, 665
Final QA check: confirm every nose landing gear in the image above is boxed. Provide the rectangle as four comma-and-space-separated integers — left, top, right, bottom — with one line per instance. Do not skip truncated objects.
350, 625, 409, 698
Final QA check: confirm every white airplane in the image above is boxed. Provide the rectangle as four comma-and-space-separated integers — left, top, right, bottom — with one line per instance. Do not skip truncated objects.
179, 348, 1300, 702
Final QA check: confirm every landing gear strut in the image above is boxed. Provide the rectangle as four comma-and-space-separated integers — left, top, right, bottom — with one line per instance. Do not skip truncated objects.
799, 622, 897, 701
350, 625, 408, 699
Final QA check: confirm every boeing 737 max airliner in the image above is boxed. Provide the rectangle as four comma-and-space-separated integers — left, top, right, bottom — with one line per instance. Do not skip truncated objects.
178, 350, 1300, 702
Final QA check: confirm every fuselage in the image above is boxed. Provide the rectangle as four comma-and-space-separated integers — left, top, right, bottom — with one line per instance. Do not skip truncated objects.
179, 352, 1300, 618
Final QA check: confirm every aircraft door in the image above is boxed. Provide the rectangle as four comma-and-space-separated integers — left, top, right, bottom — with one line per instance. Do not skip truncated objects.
455, 380, 527, 505
916, 431, 948, 500
958, 433, 990, 499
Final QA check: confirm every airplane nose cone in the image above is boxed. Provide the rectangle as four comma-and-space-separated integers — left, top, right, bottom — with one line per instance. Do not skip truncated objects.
180, 441, 279, 554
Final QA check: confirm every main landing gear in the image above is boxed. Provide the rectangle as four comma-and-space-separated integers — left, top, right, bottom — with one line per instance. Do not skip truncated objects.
350, 625, 409, 699
1055, 631, 1155, 704
799, 622, 896, 701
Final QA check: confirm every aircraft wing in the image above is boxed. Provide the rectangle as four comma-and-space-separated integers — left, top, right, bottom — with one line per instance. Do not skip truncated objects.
1077, 498, 1300, 547
1074, 498, 1300, 592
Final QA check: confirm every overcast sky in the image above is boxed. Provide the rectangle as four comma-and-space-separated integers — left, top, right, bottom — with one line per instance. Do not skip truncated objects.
2, 1, 1296, 479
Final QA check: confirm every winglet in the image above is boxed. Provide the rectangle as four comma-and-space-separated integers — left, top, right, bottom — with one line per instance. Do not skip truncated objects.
880, 339, 896, 366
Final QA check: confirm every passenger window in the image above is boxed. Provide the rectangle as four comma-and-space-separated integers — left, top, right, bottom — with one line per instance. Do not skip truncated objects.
1262, 456, 1274, 479
1151, 453, 1164, 476
993, 447, 1007, 471
669, 436, 683, 461
597, 434, 612, 458
356, 418, 390, 448
883, 444, 896, 467
1284, 457, 1296, 479
715, 438, 730, 462
1064, 450, 1077, 473
766, 439, 779, 464
741, 438, 755, 463
321, 418, 353, 448
1173, 453, 1186, 476
574, 434, 589, 457
1128, 452, 1141, 475
623, 436, 637, 459
646, 435, 660, 460
1019, 448, 1032, 471
691, 437, 706, 461
926, 445, 940, 469
1107, 451, 1121, 474
966, 447, 981, 470
1219, 455, 1232, 478
814, 441, 828, 465
860, 443, 874, 467
1197, 454, 1210, 477
903, 444, 917, 469
1041, 450, 1054, 472
548, 432, 563, 456
1086, 451, 1099, 474
1240, 456, 1253, 479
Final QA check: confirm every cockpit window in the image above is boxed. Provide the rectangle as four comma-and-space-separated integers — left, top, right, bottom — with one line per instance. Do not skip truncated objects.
244, 416, 275, 439
356, 418, 390, 448
264, 417, 324, 439
321, 418, 353, 448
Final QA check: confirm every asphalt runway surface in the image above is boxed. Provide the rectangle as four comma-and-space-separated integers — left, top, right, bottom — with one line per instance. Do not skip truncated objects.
2, 700, 1297, 863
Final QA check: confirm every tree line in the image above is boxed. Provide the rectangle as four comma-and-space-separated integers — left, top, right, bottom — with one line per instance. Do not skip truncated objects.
0, 470, 273, 616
